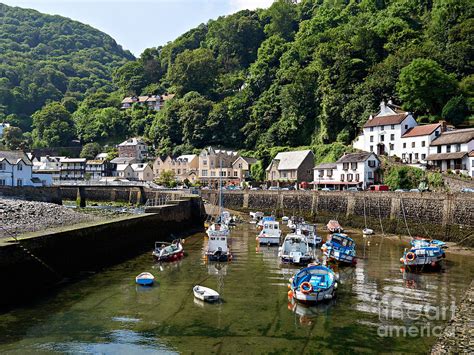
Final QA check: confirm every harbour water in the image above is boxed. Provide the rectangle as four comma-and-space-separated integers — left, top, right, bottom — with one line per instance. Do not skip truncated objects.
0, 222, 472, 353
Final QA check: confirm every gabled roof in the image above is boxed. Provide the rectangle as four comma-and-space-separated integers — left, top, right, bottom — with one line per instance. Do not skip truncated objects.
314, 163, 337, 170
337, 152, 379, 163
177, 154, 197, 162
0, 150, 32, 165
469, 150, 474, 158
233, 156, 257, 166
116, 163, 133, 171
131, 163, 151, 172
119, 137, 147, 146
266, 150, 313, 171
430, 128, 474, 146
363, 113, 409, 128
110, 157, 137, 164
60, 158, 86, 163
402, 123, 441, 138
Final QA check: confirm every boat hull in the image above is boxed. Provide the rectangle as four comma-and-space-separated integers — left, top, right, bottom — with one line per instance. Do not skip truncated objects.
152, 251, 184, 262
280, 256, 313, 265
207, 253, 231, 262
292, 287, 335, 303
257, 236, 280, 245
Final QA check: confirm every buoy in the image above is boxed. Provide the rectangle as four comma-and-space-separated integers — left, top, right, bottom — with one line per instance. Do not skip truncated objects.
431, 261, 436, 267
287, 284, 291, 289
288, 290, 293, 298
400, 257, 404, 263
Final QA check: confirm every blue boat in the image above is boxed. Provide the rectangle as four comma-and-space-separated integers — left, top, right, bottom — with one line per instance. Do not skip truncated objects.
289, 265, 337, 303
321, 233, 356, 265
401, 246, 445, 271
135, 272, 155, 286
410, 238, 447, 249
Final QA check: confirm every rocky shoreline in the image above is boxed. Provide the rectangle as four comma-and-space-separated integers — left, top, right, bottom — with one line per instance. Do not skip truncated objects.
0, 198, 101, 238
431, 280, 474, 354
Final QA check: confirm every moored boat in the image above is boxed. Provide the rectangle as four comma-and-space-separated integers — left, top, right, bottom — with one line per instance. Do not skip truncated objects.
135, 272, 155, 286
326, 220, 343, 233
152, 239, 184, 262
288, 265, 337, 303
362, 228, 374, 236
257, 216, 276, 231
297, 223, 322, 246
411, 237, 447, 249
256, 220, 281, 245
321, 233, 356, 265
401, 246, 445, 271
193, 285, 220, 302
206, 222, 229, 238
205, 232, 232, 262
279, 234, 314, 265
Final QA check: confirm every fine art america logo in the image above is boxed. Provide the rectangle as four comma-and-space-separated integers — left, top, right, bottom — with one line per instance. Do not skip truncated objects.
377, 302, 456, 337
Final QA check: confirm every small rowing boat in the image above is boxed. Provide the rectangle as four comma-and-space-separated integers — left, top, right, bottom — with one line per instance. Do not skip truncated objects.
326, 220, 343, 233
152, 239, 184, 262
362, 228, 374, 236
135, 272, 155, 286
193, 285, 220, 302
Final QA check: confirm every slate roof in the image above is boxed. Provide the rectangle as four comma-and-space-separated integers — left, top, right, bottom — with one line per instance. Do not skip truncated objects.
429, 128, 474, 146
177, 154, 197, 162
119, 137, 146, 146
336, 152, 378, 163
110, 157, 137, 164
402, 124, 441, 138
363, 113, 409, 128
131, 163, 150, 172
314, 163, 337, 170
266, 150, 313, 171
0, 150, 32, 165
237, 156, 258, 164
425, 152, 468, 161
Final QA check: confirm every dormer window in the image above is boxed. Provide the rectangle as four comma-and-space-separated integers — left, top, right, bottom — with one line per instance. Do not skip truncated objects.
17, 163, 22, 171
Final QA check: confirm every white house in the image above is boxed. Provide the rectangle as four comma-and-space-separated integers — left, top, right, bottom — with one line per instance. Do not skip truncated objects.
400, 123, 443, 166
131, 163, 153, 181
353, 101, 417, 157
313, 152, 381, 190
426, 128, 474, 177
32, 156, 63, 183
59, 158, 86, 180
0, 150, 52, 186
116, 164, 134, 179
0, 122, 10, 137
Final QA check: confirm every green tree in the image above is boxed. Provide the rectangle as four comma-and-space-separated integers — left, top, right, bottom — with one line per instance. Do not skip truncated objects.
397, 59, 458, 115
80, 142, 102, 159
31, 102, 76, 147
250, 160, 265, 181
157, 170, 176, 187
2, 126, 23, 149
441, 95, 469, 125
169, 48, 218, 96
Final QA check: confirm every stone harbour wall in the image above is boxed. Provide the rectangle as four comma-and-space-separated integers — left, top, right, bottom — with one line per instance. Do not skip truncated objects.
201, 190, 474, 247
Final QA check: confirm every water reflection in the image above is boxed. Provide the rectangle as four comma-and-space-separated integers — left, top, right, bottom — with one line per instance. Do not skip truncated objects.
0, 222, 472, 353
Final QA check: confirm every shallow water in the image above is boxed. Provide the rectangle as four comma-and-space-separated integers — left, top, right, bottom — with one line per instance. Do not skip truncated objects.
0, 223, 472, 353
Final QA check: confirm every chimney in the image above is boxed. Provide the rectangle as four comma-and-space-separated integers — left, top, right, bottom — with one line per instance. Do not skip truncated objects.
369, 114, 373, 121
439, 120, 447, 132
380, 100, 386, 113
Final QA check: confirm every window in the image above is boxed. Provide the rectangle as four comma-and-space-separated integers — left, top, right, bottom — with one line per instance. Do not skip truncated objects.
405, 125, 408, 129
446, 145, 451, 153
367, 172, 373, 179
415, 153, 419, 160
347, 174, 353, 181
327, 169, 333, 177
403, 142, 406, 148
370, 145, 373, 152
343, 163, 349, 170
233, 171, 238, 177
402, 153, 406, 159
368, 160, 376, 167
422, 141, 426, 147
472, 160, 474, 168
282, 172, 287, 178
437, 146, 441, 153
318, 170, 324, 178
355, 174, 360, 181
17, 179, 22, 186
177, 169, 181, 174
455, 144, 461, 152
411, 142, 415, 148
0, 162, 5, 170
389, 144, 394, 150
238, 163, 242, 168
0, 179, 5, 186
421, 154, 426, 160
370, 136, 374, 142
211, 171, 216, 177
390, 134, 395, 141
183, 169, 187, 174
370, 127, 374, 132
435, 131, 440, 137
17, 163, 22, 171
381, 125, 384, 130
203, 160, 208, 166
201, 170, 208, 176
380, 135, 385, 142
340, 174, 345, 182
221, 171, 226, 177
351, 162, 357, 170
391, 124, 395, 129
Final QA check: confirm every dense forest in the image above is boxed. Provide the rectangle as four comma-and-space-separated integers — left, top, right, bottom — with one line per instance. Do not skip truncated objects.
1, 0, 473, 169
0, 3, 134, 132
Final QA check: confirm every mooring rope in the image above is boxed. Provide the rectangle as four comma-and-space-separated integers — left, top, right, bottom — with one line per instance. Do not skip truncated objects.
400, 198, 412, 238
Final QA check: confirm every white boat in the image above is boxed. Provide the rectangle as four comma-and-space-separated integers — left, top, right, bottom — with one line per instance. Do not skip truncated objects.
362, 228, 374, 236
193, 285, 220, 302
206, 222, 229, 238
135, 272, 155, 286
205, 232, 232, 262
152, 239, 184, 262
297, 223, 322, 246
279, 234, 314, 265
250, 211, 264, 220
256, 220, 281, 245
281, 216, 289, 223
326, 220, 343, 233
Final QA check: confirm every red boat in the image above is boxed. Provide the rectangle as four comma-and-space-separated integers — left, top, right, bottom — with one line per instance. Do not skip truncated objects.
326, 220, 343, 233
152, 239, 184, 262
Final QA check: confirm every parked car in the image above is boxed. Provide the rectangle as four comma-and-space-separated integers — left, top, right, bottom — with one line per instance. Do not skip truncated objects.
409, 189, 421, 192
250, 187, 261, 190
346, 187, 361, 192
461, 187, 474, 193
321, 187, 334, 191
268, 186, 279, 191
395, 189, 409, 192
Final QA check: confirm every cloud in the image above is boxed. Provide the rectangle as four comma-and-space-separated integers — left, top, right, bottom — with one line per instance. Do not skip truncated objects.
230, 0, 274, 11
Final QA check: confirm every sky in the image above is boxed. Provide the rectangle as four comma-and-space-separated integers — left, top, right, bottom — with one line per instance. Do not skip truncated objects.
1, 0, 274, 56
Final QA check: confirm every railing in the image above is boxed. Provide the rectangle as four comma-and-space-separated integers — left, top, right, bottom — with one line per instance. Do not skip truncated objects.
56, 180, 151, 187
145, 195, 171, 207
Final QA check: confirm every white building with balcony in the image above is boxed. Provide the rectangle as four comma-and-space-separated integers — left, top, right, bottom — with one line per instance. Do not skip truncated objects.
353, 101, 417, 157
426, 128, 474, 177
59, 158, 86, 180
313, 152, 381, 190
0, 150, 52, 186
400, 123, 443, 166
